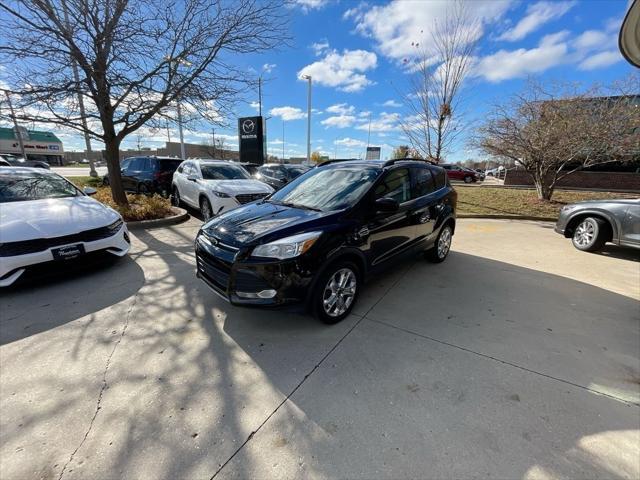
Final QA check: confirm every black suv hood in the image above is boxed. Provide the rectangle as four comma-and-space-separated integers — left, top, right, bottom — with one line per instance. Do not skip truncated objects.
202, 201, 337, 246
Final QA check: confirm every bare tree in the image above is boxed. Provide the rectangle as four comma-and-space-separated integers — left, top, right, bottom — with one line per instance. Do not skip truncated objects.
400, 2, 478, 163
0, 0, 288, 206
475, 77, 640, 200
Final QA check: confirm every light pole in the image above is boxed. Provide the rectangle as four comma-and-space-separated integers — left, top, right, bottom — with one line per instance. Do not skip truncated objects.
166, 55, 191, 159
282, 120, 285, 163
177, 101, 186, 159
302, 74, 312, 164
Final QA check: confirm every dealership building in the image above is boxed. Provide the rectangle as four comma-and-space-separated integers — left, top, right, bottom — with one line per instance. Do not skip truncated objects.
0, 127, 64, 165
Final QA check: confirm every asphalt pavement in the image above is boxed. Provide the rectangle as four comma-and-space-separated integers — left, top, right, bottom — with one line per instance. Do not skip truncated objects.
0, 219, 638, 479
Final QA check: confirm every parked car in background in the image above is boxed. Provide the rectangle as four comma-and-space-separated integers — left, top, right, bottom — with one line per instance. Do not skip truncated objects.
0, 154, 50, 169
237, 162, 260, 176
555, 199, 640, 252
0, 157, 11, 167
195, 158, 457, 323
474, 169, 486, 181
255, 163, 310, 190
485, 166, 505, 177
102, 156, 182, 197
441, 164, 477, 183
0, 168, 130, 287
172, 159, 273, 220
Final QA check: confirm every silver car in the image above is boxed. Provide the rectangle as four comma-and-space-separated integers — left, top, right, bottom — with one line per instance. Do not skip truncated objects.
555, 199, 640, 252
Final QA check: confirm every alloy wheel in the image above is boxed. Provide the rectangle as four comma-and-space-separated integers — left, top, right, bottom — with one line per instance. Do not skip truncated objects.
437, 226, 452, 258
574, 219, 595, 247
322, 268, 357, 318
201, 199, 212, 221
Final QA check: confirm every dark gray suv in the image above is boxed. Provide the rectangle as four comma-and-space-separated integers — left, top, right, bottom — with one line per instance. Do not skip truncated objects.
555, 199, 640, 252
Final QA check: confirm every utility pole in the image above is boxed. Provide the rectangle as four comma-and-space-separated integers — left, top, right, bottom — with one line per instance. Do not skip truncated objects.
211, 127, 216, 158
166, 120, 171, 143
5, 91, 27, 160
282, 121, 285, 163
302, 75, 312, 164
367, 112, 372, 148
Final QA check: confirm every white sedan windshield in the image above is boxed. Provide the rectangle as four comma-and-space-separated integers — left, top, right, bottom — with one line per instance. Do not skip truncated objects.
0, 172, 79, 203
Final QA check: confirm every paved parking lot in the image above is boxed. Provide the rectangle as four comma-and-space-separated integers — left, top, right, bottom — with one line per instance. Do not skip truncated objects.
1, 218, 638, 479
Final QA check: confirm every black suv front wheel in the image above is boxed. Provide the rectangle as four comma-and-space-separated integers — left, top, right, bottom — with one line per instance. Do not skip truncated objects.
313, 261, 361, 324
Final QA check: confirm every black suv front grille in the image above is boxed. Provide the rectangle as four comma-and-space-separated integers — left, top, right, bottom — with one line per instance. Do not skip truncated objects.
235, 193, 268, 204
0, 221, 122, 257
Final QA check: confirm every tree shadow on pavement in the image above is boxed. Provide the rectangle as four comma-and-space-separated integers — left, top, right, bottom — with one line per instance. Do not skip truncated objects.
1, 223, 638, 480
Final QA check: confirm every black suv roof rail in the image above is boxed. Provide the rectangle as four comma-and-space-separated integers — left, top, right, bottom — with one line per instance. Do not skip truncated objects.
383, 157, 437, 167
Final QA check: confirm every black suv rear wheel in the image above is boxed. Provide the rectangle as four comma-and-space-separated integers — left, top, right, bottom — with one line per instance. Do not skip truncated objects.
426, 224, 453, 263
313, 260, 361, 324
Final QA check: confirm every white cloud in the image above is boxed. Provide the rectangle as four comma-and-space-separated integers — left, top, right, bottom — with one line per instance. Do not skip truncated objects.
269, 106, 307, 121
326, 103, 355, 115
497, 1, 576, 42
294, 0, 329, 10
578, 50, 622, 70
346, 0, 512, 62
310, 40, 330, 55
355, 112, 401, 133
249, 101, 260, 111
474, 32, 569, 82
321, 114, 356, 128
262, 63, 277, 73
381, 99, 402, 108
298, 49, 377, 92
335, 137, 366, 148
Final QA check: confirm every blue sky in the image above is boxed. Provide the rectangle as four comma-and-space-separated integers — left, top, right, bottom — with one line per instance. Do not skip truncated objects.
13, 0, 639, 161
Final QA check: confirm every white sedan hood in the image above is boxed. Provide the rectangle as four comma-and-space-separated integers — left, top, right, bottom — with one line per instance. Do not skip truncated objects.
203, 179, 273, 195
0, 196, 121, 243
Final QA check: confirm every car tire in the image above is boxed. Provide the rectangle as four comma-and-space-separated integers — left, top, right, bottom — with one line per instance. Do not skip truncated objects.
463, 175, 473, 183
172, 186, 182, 207
200, 197, 213, 221
313, 261, 361, 325
571, 217, 608, 252
426, 223, 453, 263
138, 183, 149, 195
103, 176, 110, 186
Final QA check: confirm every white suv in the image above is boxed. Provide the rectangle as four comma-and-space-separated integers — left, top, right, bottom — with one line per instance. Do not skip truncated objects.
172, 159, 274, 220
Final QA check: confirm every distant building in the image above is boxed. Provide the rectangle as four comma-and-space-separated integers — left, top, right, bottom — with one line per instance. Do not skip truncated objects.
0, 127, 64, 165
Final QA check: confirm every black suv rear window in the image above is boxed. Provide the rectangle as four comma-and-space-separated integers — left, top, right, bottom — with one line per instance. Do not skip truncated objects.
153, 159, 182, 172
432, 167, 447, 189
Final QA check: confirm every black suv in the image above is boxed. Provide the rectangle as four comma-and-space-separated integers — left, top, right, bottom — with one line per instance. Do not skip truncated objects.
195, 159, 457, 323
103, 156, 183, 197
255, 163, 310, 190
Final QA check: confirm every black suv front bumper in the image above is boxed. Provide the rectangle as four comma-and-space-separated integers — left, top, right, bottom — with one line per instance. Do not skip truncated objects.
195, 234, 314, 307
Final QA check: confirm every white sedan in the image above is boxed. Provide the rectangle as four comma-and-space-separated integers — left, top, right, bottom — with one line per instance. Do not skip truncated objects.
0, 168, 130, 287
172, 159, 274, 220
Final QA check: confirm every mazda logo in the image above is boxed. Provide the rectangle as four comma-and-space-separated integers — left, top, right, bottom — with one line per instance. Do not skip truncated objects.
242, 119, 255, 134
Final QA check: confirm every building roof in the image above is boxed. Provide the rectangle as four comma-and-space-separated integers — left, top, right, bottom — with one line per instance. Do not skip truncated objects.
0, 127, 62, 143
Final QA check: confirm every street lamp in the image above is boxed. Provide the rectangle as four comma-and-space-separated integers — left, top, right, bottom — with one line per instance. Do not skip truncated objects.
302, 74, 312, 164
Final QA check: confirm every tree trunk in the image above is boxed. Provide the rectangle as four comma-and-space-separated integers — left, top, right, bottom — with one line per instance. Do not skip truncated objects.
104, 136, 129, 207
532, 173, 554, 201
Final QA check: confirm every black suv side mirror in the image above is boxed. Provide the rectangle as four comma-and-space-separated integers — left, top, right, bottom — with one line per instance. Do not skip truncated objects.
375, 197, 399, 213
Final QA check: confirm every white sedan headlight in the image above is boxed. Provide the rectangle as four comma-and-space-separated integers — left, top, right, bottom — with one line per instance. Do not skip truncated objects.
251, 231, 322, 260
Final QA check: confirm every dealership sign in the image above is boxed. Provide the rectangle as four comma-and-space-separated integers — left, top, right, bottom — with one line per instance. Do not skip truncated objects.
0, 139, 64, 155
238, 116, 265, 164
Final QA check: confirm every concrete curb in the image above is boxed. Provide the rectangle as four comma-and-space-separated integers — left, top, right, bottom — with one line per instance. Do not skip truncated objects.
126, 207, 190, 230
458, 214, 557, 222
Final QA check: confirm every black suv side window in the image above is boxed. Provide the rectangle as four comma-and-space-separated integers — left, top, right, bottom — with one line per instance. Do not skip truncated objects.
413, 167, 435, 198
432, 167, 447, 189
375, 168, 411, 203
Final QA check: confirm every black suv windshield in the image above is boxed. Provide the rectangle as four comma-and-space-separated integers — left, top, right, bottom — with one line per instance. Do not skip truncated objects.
269, 166, 380, 212
0, 172, 79, 203
201, 164, 250, 180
